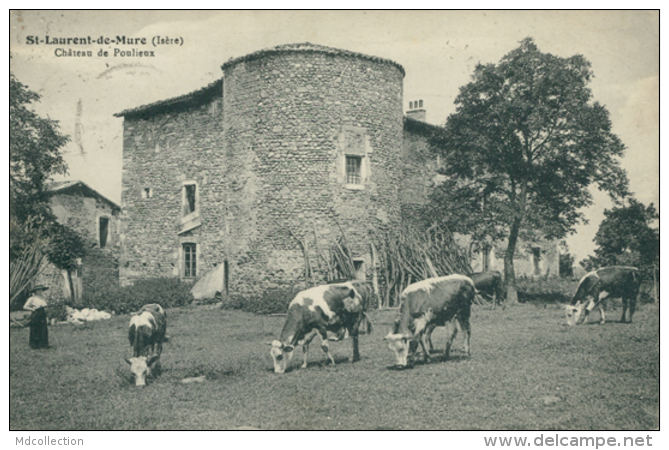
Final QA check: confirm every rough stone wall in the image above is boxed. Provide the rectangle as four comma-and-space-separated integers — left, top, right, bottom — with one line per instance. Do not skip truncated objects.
50, 194, 118, 248
42, 194, 120, 302
119, 95, 225, 285
222, 50, 404, 296
400, 126, 441, 221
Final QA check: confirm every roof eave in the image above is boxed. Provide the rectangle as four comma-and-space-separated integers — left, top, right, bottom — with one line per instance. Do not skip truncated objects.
114, 79, 222, 118
49, 181, 121, 212
221, 43, 405, 77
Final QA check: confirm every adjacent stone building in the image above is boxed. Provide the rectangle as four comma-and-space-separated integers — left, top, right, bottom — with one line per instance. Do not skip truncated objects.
115, 42, 557, 299
38, 180, 121, 302
469, 238, 560, 278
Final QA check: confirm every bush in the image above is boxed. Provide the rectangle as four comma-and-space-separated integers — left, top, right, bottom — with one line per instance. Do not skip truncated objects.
80, 277, 193, 315
223, 285, 299, 315
46, 302, 69, 322
638, 281, 658, 304
516, 275, 657, 306
515, 275, 579, 304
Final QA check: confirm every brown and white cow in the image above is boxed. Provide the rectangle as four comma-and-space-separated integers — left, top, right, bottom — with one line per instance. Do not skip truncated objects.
564, 266, 641, 326
384, 274, 474, 368
125, 303, 167, 386
270, 281, 372, 374
470, 270, 504, 308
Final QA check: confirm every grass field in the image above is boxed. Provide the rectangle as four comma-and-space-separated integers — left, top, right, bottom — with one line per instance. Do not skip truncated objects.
9, 300, 659, 430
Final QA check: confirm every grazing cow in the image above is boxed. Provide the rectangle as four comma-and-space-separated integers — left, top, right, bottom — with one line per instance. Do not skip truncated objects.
270, 281, 372, 374
125, 303, 167, 386
384, 274, 474, 368
564, 266, 641, 326
470, 270, 504, 307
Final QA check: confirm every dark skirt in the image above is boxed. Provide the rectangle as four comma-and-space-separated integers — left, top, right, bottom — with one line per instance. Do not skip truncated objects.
28, 307, 49, 349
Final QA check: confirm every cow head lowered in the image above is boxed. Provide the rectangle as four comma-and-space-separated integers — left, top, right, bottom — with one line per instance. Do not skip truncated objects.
125, 355, 159, 387
563, 301, 591, 326
126, 303, 167, 386
384, 314, 430, 367
384, 275, 474, 368
270, 341, 295, 374
563, 266, 641, 326
384, 332, 411, 367
270, 283, 363, 374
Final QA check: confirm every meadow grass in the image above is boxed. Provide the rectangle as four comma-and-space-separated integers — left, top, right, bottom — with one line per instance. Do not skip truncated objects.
10, 300, 659, 430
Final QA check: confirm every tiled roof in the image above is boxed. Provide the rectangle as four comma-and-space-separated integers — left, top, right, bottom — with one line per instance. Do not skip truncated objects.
114, 79, 222, 118
48, 180, 120, 211
221, 42, 405, 76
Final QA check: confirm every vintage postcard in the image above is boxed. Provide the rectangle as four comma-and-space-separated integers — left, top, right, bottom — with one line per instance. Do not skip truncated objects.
8, 10, 660, 440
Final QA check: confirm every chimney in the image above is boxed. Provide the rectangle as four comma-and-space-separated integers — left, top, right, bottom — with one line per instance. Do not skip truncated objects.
406, 99, 426, 122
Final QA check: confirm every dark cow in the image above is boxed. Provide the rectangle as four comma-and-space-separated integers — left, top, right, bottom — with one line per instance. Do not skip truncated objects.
125, 303, 167, 386
342, 280, 374, 339
470, 270, 504, 307
564, 266, 641, 326
270, 281, 372, 374
384, 274, 475, 368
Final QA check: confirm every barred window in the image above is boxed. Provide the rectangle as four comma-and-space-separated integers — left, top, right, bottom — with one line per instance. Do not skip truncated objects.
183, 243, 197, 278
346, 155, 362, 185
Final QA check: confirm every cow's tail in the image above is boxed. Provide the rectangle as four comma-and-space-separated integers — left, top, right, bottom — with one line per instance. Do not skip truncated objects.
359, 312, 373, 334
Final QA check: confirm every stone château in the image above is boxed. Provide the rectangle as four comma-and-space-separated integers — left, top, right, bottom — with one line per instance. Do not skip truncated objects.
115, 42, 557, 298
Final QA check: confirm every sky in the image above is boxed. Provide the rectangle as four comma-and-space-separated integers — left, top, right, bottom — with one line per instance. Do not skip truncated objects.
8, 10, 659, 264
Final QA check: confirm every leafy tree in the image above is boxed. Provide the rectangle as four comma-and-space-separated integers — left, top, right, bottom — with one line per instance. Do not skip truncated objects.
429, 38, 630, 302
46, 222, 87, 271
10, 71, 75, 301
592, 198, 659, 269
559, 253, 575, 279
10, 71, 69, 226
579, 255, 599, 273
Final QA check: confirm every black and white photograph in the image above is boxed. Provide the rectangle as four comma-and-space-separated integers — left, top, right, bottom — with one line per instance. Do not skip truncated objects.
8, 9, 660, 440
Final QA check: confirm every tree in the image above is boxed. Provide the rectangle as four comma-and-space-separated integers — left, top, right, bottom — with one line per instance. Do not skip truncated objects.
579, 255, 599, 273
559, 253, 575, 279
429, 38, 630, 302
556, 240, 575, 279
592, 198, 659, 269
10, 71, 71, 302
10, 71, 69, 225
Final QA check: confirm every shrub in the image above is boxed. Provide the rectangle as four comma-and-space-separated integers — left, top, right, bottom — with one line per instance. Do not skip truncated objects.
223, 285, 299, 315
638, 281, 658, 304
46, 301, 69, 322
515, 275, 579, 304
516, 274, 657, 307
80, 277, 193, 314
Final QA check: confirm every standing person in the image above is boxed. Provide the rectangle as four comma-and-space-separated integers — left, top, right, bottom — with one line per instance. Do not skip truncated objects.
24, 285, 49, 349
